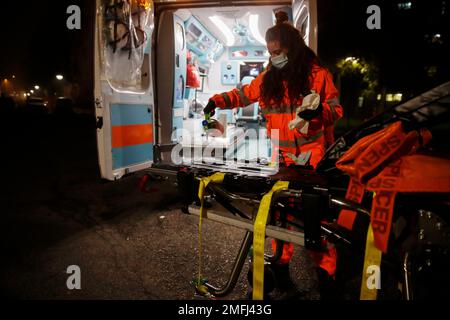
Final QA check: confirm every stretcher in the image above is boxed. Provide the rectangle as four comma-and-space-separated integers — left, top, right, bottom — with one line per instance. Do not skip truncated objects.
144, 162, 366, 298
141, 82, 450, 300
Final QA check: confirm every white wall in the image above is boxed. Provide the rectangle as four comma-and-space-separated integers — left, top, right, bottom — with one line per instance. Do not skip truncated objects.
198, 49, 236, 103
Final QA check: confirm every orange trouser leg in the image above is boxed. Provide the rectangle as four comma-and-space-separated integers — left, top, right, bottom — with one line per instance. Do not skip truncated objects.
270, 186, 337, 276
271, 240, 294, 265
272, 239, 337, 276
271, 212, 295, 265
299, 141, 337, 275
309, 240, 337, 276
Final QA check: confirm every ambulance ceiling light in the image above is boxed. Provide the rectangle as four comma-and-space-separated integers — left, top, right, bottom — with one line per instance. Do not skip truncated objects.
209, 16, 235, 46
249, 14, 266, 45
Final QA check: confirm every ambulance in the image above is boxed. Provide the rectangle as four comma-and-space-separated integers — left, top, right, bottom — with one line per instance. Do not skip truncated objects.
93, 1, 450, 301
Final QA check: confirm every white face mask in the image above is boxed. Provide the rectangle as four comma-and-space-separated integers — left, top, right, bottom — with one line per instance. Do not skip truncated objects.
271, 52, 288, 69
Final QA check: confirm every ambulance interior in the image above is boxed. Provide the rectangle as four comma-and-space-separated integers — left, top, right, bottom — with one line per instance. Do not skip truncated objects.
156, 4, 305, 166
94, 1, 316, 181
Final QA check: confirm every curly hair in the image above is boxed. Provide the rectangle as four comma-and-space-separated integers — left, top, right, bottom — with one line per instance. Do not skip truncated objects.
261, 11, 319, 107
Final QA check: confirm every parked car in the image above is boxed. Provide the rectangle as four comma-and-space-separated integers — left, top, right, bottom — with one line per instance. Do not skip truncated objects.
25, 97, 48, 115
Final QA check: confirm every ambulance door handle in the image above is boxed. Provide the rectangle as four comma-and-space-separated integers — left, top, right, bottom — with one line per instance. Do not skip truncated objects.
95, 98, 102, 108
96, 116, 103, 129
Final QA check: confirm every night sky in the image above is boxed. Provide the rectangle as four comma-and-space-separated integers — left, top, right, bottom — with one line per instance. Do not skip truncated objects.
318, 0, 449, 94
0, 0, 448, 97
0, 0, 89, 89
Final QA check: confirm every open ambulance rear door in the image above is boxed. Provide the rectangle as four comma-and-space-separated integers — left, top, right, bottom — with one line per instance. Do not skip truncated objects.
292, 0, 318, 53
94, 0, 155, 181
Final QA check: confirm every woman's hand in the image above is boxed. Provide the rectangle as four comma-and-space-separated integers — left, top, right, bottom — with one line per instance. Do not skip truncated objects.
298, 103, 323, 121
203, 100, 216, 117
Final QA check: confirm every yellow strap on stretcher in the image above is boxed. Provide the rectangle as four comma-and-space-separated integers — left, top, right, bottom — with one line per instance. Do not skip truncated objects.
253, 181, 290, 300
360, 223, 383, 300
197, 173, 225, 283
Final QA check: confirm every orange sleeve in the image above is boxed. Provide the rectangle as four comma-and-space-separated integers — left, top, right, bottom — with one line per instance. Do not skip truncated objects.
321, 70, 343, 125
313, 69, 343, 146
209, 73, 263, 109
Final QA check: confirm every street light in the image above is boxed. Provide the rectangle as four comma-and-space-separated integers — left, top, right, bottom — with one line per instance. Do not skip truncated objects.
34, 85, 40, 90
56, 75, 64, 81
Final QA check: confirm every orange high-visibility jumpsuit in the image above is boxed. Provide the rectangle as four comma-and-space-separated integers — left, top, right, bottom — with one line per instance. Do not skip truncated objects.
209, 64, 343, 276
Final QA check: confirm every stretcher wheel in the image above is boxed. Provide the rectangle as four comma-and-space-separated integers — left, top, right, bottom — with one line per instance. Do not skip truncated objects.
247, 263, 276, 295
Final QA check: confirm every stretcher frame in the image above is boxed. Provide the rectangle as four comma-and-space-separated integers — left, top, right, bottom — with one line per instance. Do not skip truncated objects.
145, 165, 367, 297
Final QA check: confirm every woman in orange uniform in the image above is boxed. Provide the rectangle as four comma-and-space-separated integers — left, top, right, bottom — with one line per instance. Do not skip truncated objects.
204, 11, 343, 298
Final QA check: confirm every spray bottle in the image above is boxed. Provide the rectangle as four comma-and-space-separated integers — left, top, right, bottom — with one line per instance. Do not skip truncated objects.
202, 113, 225, 138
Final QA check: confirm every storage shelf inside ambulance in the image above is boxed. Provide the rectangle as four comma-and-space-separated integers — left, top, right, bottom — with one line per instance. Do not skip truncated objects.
173, 5, 289, 167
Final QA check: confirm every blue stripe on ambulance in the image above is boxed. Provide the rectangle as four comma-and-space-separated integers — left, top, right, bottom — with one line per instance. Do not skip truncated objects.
111, 104, 153, 170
